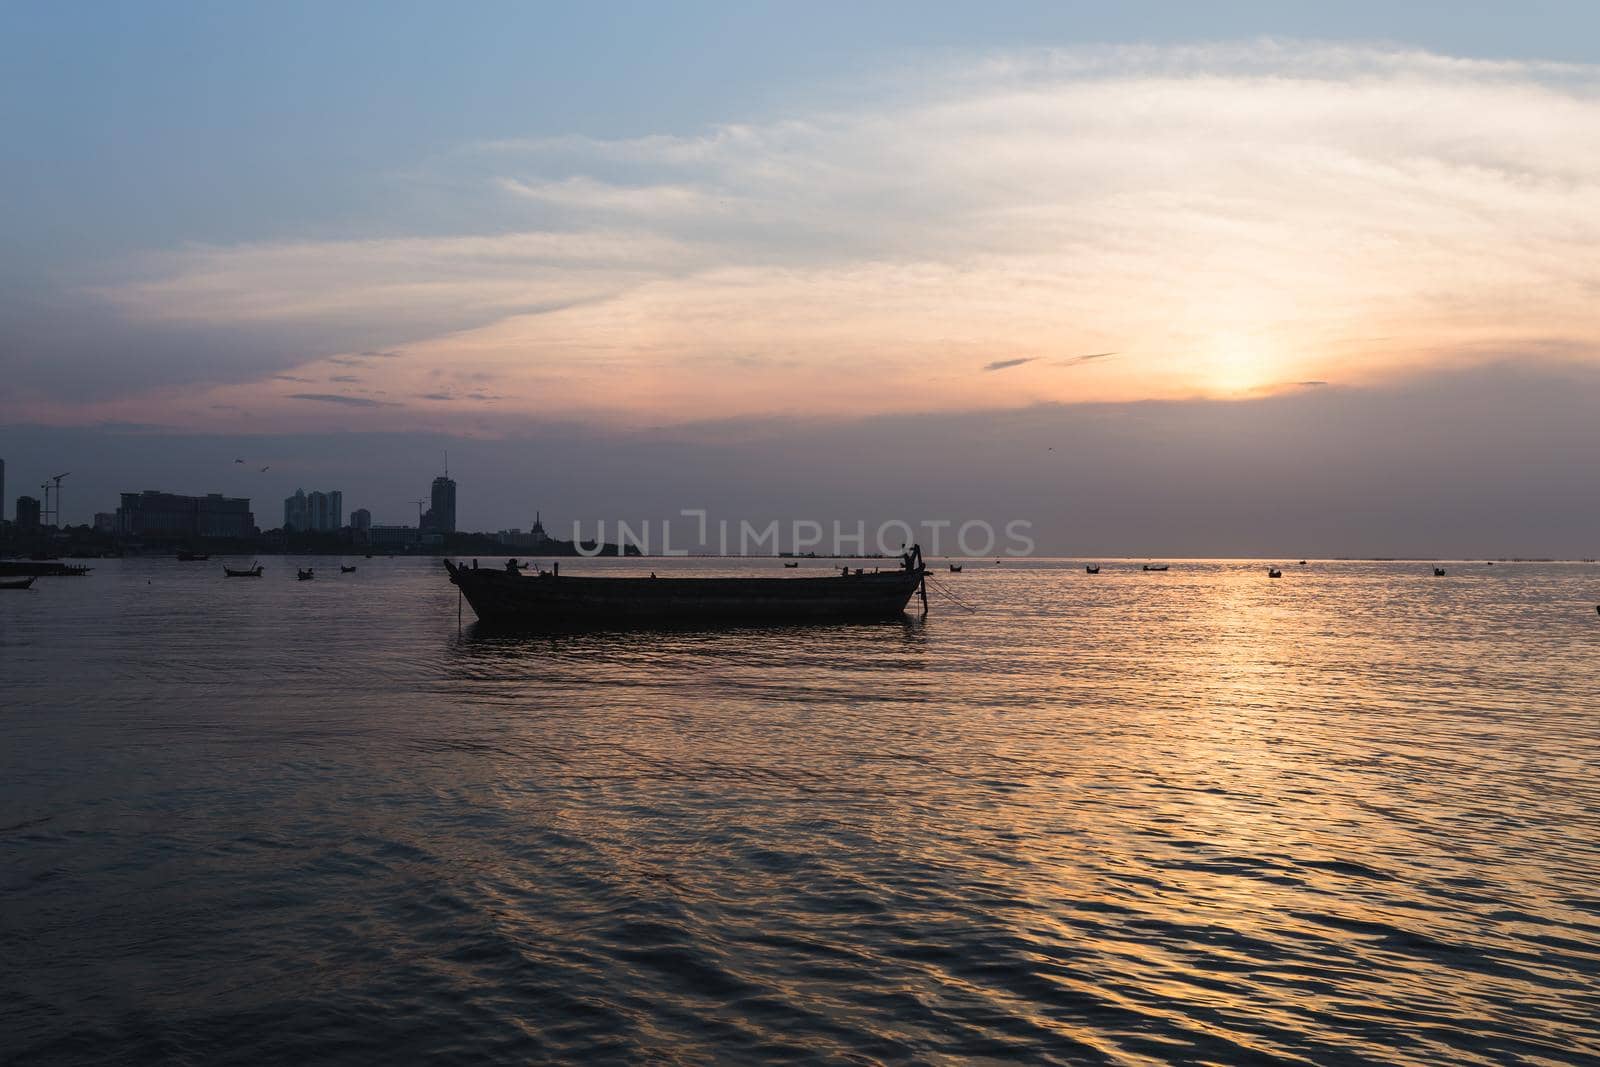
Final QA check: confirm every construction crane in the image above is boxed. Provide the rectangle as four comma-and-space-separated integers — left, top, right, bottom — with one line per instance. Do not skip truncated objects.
40, 472, 69, 527
413, 499, 427, 526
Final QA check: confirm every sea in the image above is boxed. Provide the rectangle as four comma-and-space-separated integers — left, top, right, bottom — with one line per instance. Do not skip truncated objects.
3, 556, 1598, 1064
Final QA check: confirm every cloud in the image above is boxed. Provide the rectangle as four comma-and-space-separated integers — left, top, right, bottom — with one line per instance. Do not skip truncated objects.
18, 42, 1600, 431
1297, 379, 1329, 387
1056, 352, 1117, 367
983, 357, 1038, 372
286, 393, 402, 408
329, 374, 361, 383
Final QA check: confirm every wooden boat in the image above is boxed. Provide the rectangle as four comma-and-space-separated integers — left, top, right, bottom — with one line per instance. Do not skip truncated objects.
176, 550, 210, 562
1268, 568, 1282, 578
1085, 564, 1100, 574
0, 576, 36, 590
0, 560, 91, 577
223, 564, 263, 577
340, 565, 357, 573
297, 568, 315, 581
949, 564, 963, 572
445, 557, 927, 627
783, 561, 800, 568
1433, 567, 1446, 576
1143, 564, 1169, 572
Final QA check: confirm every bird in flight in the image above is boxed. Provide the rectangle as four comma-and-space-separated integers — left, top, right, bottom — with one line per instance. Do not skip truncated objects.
259, 465, 271, 472
234, 458, 244, 463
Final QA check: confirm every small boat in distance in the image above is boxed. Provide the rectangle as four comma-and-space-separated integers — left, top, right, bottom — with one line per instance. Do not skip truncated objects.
784, 561, 800, 568
223, 563, 263, 578
176, 550, 210, 562
297, 568, 315, 581
1299, 560, 1308, 565
340, 565, 357, 573
0, 560, 90, 577
949, 564, 963, 572
0, 576, 36, 590
1268, 568, 1283, 578
1433, 567, 1447, 577
1143, 564, 1169, 572
1085, 564, 1100, 574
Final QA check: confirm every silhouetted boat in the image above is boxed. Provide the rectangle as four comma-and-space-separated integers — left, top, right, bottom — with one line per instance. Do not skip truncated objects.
223, 564, 263, 577
949, 564, 962, 572
0, 576, 36, 590
297, 568, 315, 581
1433, 567, 1447, 576
1143, 564, 1169, 572
340, 565, 357, 573
176, 550, 210, 562
1085, 564, 1100, 574
783, 561, 800, 568
1268, 568, 1282, 578
0, 560, 90, 577
445, 558, 927, 626
1298, 560, 1307, 565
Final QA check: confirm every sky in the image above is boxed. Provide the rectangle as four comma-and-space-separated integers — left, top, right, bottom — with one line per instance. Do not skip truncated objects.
2, 2, 1598, 554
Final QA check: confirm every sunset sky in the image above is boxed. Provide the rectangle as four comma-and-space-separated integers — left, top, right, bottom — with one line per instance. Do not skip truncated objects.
3, 2, 1598, 553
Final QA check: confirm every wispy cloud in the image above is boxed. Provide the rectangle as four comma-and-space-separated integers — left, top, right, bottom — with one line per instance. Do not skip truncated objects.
287, 393, 402, 408
983, 357, 1038, 372
1057, 352, 1117, 367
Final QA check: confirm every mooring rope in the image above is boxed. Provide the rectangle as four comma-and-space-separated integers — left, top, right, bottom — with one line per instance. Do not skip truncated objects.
923, 574, 980, 613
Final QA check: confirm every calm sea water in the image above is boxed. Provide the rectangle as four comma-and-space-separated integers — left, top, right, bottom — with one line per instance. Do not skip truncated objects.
3, 556, 1599, 1064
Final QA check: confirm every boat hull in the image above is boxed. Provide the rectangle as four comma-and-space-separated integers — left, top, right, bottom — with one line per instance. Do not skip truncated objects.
446, 560, 926, 627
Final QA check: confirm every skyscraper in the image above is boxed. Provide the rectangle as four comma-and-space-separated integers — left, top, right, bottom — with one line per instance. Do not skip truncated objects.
283, 489, 308, 532
1, 457, 6, 523
307, 490, 342, 532
424, 474, 456, 534
284, 488, 342, 532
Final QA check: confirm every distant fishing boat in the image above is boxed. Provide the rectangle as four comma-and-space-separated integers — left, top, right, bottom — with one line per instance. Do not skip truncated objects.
783, 561, 800, 568
1143, 564, 1169, 572
176, 550, 210, 562
949, 564, 963, 572
1085, 564, 1100, 574
223, 564, 263, 578
1433, 567, 1447, 576
1268, 568, 1282, 578
445, 553, 928, 627
0, 560, 90, 577
0, 576, 36, 590
1298, 560, 1307, 565
340, 565, 357, 573
297, 568, 315, 581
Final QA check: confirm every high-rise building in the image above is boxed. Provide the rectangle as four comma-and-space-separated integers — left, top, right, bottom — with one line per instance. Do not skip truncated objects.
350, 508, 372, 531
94, 512, 117, 534
307, 490, 342, 532
284, 488, 342, 532
117, 491, 254, 540
1, 457, 6, 523
423, 474, 456, 534
16, 495, 40, 530
283, 489, 308, 532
